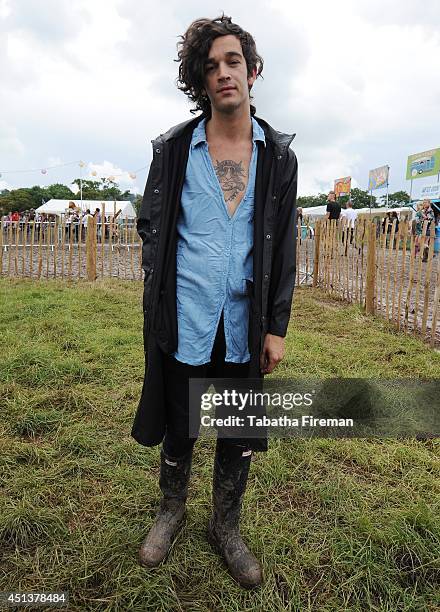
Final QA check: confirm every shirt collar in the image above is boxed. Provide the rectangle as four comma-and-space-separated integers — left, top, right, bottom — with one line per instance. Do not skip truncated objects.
191, 116, 266, 149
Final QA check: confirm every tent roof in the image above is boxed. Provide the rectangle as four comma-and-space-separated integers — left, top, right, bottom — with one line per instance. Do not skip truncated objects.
36, 199, 137, 217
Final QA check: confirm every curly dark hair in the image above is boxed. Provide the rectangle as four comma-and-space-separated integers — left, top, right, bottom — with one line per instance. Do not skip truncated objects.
176, 14, 264, 117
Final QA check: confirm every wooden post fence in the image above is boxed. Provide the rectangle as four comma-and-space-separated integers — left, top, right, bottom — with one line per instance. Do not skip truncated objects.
86, 216, 97, 281
365, 221, 376, 315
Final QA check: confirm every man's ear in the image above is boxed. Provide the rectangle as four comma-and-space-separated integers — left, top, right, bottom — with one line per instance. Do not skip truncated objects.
248, 67, 258, 89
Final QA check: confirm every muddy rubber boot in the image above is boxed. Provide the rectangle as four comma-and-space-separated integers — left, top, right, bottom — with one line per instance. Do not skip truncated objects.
207, 440, 263, 589
139, 448, 192, 567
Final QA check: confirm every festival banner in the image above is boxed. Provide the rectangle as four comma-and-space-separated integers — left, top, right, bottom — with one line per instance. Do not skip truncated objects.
334, 176, 351, 198
420, 184, 440, 199
368, 165, 389, 191
406, 148, 440, 181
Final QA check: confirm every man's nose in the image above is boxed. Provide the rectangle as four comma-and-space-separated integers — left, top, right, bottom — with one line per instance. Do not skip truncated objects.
217, 62, 231, 81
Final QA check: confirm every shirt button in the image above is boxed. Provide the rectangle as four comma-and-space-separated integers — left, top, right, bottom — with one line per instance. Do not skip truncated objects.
272, 195, 277, 201
277, 155, 282, 160
154, 188, 160, 194
264, 274, 269, 280
155, 148, 161, 154
266, 234, 271, 240
152, 229, 157, 234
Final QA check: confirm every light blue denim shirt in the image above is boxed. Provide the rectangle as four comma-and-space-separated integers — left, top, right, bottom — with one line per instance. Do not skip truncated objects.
173, 117, 266, 366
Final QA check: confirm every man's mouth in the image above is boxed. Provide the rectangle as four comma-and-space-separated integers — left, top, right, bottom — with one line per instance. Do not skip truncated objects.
218, 86, 236, 93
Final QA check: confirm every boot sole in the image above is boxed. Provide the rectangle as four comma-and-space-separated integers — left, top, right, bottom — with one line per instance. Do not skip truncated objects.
139, 514, 186, 568
206, 525, 262, 590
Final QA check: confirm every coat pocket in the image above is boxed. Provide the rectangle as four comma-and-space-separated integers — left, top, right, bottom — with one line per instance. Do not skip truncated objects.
153, 289, 178, 355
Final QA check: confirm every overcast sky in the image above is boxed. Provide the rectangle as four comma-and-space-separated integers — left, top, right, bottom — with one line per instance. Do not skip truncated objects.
1, 0, 440, 199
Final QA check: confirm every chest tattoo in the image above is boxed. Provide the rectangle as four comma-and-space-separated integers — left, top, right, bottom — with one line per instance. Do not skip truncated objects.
214, 159, 246, 202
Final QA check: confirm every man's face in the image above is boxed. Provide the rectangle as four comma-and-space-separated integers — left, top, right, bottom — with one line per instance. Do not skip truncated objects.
327, 192, 336, 202
203, 34, 256, 115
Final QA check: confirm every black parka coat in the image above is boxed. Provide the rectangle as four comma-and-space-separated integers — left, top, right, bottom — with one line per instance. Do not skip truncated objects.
131, 114, 298, 452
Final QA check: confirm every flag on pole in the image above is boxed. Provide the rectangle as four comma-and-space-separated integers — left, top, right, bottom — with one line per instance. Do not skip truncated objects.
368, 165, 389, 191
334, 177, 351, 198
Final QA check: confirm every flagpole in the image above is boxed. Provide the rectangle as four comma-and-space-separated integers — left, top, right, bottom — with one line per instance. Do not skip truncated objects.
78, 160, 85, 210
386, 166, 390, 208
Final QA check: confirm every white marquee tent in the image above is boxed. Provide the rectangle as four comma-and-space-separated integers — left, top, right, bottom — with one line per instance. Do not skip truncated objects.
36, 199, 137, 219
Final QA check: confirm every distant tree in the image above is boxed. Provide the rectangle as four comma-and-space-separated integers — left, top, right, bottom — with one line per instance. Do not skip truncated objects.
71, 177, 131, 201
297, 193, 328, 208
70, 179, 102, 200
133, 194, 142, 217
45, 183, 75, 200
126, 191, 137, 203
24, 186, 49, 208
339, 188, 377, 209
0, 189, 34, 214
385, 191, 410, 208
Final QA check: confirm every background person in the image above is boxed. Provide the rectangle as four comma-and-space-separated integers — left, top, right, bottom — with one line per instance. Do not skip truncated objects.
325, 190, 341, 221
341, 199, 357, 245
415, 199, 435, 261
296, 206, 303, 242
93, 207, 102, 243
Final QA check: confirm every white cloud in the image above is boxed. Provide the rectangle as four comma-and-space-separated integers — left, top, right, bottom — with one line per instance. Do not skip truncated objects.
0, 121, 25, 156
0, 179, 13, 191
87, 160, 137, 187
266, 0, 440, 194
4, 0, 90, 44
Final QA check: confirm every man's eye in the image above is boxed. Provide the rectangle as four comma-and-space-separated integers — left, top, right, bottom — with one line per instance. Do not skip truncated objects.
230, 61, 239, 64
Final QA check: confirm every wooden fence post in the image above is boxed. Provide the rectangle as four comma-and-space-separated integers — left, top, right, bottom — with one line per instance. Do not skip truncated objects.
365, 221, 376, 315
86, 216, 97, 281
313, 220, 320, 287
421, 226, 435, 337
431, 252, 440, 347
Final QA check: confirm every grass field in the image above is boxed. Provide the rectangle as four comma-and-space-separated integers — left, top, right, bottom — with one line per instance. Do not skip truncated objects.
0, 277, 439, 611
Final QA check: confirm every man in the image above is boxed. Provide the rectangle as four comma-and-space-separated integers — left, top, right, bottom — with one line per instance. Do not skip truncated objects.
132, 15, 298, 589
11, 210, 20, 228
81, 209, 92, 241
93, 207, 102, 243
325, 190, 341, 220
296, 206, 303, 243
341, 199, 357, 244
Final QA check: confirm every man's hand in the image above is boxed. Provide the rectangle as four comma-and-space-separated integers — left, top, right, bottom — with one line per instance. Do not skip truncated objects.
260, 333, 285, 374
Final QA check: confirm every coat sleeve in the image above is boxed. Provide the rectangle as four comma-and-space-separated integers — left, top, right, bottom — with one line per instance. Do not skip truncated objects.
267, 147, 298, 337
136, 161, 153, 275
